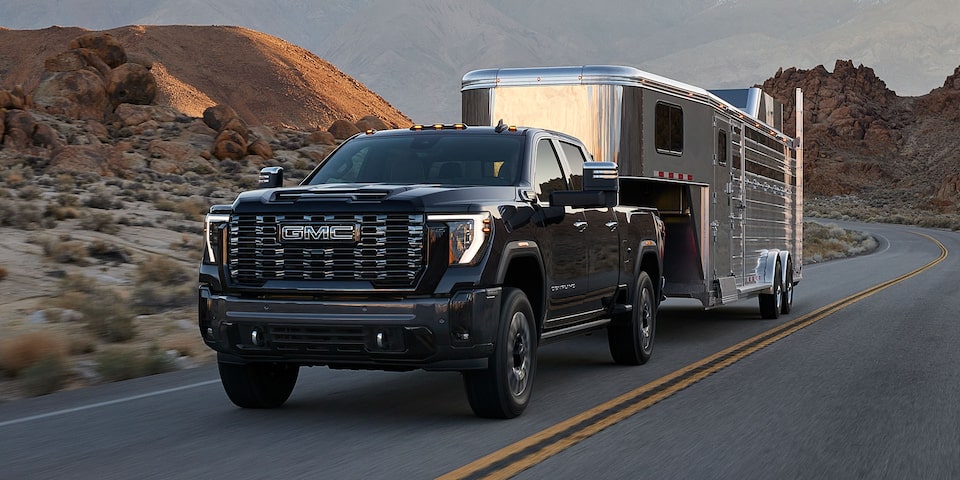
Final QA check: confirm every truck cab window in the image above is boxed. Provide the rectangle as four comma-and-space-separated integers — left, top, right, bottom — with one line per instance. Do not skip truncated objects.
535, 138, 567, 202
559, 141, 586, 190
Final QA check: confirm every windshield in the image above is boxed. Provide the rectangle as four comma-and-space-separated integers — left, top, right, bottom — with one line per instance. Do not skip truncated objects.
305, 133, 524, 186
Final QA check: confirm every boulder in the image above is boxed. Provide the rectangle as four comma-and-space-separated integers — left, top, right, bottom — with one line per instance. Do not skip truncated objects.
49, 145, 110, 175
211, 129, 248, 161
247, 137, 273, 159
33, 69, 109, 120
305, 130, 336, 146
68, 32, 127, 69
221, 117, 250, 139
355, 115, 388, 132
45, 48, 111, 79
328, 119, 360, 139
202, 104, 240, 132
32, 123, 62, 149
106, 63, 157, 108
114, 104, 179, 127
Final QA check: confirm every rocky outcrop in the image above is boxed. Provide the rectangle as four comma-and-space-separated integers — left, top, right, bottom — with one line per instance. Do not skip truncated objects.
33, 33, 156, 121
328, 119, 361, 139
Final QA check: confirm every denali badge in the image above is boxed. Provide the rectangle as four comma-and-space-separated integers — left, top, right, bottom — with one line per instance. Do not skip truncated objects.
279, 224, 359, 242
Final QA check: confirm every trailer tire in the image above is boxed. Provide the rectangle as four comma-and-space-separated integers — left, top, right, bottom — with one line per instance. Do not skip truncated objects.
218, 354, 299, 409
608, 271, 656, 365
759, 261, 783, 319
463, 287, 537, 419
781, 258, 794, 315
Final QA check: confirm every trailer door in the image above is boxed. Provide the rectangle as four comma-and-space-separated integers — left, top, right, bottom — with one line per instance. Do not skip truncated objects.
729, 122, 747, 287
712, 116, 732, 288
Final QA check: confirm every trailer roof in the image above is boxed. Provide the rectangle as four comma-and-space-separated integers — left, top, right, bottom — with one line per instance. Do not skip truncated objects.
461, 65, 789, 138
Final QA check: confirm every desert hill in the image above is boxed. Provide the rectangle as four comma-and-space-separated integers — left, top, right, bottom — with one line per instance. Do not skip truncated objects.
0, 25, 411, 129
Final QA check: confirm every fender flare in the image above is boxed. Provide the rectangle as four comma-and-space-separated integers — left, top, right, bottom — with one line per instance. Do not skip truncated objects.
758, 249, 791, 289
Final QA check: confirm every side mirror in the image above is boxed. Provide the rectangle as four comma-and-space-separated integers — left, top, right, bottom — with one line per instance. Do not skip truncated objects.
258, 166, 284, 188
551, 162, 619, 208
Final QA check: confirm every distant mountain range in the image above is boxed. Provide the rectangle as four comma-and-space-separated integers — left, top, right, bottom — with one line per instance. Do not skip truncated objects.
1, 0, 958, 122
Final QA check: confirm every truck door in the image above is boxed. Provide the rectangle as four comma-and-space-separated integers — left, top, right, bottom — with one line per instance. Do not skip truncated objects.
533, 138, 590, 325
558, 139, 618, 313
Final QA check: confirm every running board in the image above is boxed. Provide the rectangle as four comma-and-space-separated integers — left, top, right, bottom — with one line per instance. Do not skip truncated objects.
541, 319, 611, 341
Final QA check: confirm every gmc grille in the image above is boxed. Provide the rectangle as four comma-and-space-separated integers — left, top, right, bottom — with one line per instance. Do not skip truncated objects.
228, 213, 425, 287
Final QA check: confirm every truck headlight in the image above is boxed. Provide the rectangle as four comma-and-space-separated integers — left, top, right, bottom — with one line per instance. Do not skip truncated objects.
204, 212, 231, 263
428, 213, 491, 265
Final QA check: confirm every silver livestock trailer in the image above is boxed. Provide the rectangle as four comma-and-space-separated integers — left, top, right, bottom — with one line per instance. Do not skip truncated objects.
461, 65, 803, 318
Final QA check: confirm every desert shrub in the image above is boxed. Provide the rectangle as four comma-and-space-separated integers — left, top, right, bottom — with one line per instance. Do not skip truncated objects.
84, 188, 122, 209
56, 275, 136, 342
79, 211, 120, 234
55, 174, 76, 192
18, 185, 44, 200
153, 197, 177, 212
176, 197, 209, 221
95, 344, 174, 382
38, 235, 89, 265
0, 199, 45, 229
803, 221, 879, 264
87, 240, 132, 263
0, 331, 68, 377
20, 355, 68, 397
134, 256, 194, 312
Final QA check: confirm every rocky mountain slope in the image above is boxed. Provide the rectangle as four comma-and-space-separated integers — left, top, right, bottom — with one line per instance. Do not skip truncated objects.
0, 25, 411, 129
762, 60, 960, 216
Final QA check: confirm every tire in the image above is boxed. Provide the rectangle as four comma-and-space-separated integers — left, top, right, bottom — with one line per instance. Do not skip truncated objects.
759, 261, 783, 319
780, 258, 794, 315
608, 271, 656, 365
463, 288, 537, 419
218, 354, 299, 409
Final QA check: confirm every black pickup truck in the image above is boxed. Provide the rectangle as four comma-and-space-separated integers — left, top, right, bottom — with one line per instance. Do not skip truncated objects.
199, 123, 665, 418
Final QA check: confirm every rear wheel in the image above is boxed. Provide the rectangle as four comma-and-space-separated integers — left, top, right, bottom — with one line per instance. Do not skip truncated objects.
218, 354, 299, 408
608, 271, 656, 365
781, 258, 794, 315
759, 261, 783, 319
463, 288, 537, 419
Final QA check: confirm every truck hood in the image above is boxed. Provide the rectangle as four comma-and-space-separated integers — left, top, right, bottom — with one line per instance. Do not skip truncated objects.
230, 183, 519, 214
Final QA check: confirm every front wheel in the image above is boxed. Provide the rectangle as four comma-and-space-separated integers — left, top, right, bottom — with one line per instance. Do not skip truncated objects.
218, 354, 299, 408
463, 287, 537, 419
608, 271, 656, 365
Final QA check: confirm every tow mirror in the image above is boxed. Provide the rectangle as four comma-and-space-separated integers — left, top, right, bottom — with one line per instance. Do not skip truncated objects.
258, 166, 284, 188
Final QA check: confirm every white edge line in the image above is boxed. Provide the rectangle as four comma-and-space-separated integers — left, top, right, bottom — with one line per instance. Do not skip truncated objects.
0, 379, 221, 428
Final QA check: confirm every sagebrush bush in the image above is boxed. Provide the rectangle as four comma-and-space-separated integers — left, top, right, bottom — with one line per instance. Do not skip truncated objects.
20, 355, 68, 397
39, 235, 89, 265
79, 211, 120, 234
84, 188, 122, 209
134, 256, 194, 312
0, 331, 68, 377
95, 344, 174, 382
56, 275, 136, 342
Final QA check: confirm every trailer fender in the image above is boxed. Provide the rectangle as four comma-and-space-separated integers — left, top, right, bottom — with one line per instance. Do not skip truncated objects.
757, 249, 791, 293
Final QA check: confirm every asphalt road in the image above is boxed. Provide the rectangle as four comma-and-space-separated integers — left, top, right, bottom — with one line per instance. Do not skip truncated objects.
2, 221, 957, 479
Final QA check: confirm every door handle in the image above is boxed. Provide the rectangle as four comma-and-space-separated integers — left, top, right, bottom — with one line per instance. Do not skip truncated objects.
573, 220, 588, 232
605, 221, 618, 232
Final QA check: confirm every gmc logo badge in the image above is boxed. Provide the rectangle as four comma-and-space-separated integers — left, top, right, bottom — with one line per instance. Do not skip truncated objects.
279, 224, 359, 242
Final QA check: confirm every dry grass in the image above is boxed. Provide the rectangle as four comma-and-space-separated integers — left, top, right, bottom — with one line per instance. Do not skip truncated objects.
803, 221, 879, 263
0, 331, 69, 377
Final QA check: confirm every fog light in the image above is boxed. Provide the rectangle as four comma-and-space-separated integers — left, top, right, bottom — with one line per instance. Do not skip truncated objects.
251, 328, 264, 346
376, 330, 387, 349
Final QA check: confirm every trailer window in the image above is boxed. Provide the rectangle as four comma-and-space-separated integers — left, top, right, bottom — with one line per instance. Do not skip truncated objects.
717, 129, 727, 166
535, 139, 567, 202
655, 102, 683, 155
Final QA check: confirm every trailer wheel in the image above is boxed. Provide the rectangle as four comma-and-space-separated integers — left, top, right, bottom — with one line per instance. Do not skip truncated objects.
608, 271, 656, 365
781, 258, 794, 315
218, 354, 299, 408
463, 287, 537, 419
759, 261, 783, 319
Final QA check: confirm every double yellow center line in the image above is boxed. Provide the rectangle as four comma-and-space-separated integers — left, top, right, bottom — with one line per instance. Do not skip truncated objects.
440, 232, 947, 480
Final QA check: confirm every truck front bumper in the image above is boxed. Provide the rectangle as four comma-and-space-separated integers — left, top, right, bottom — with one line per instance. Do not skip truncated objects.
198, 286, 501, 371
